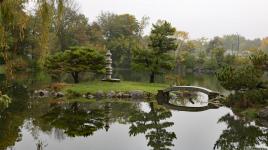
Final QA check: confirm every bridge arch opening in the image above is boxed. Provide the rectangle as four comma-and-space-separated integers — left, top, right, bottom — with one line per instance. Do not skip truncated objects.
156, 86, 221, 112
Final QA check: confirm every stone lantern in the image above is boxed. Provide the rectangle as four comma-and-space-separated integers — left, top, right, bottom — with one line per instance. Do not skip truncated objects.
102, 50, 120, 82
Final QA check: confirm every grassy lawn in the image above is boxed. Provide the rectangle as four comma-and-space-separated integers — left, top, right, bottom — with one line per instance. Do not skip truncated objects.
64, 81, 169, 94
0, 65, 5, 74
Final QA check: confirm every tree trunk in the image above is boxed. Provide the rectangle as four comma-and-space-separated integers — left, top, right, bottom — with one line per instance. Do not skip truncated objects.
71, 72, 79, 83
150, 72, 155, 83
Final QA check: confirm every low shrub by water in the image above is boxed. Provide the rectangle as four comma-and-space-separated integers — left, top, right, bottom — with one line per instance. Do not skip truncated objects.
227, 89, 268, 108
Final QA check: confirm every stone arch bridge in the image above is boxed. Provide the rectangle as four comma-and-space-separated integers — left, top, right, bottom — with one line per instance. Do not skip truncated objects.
156, 86, 220, 105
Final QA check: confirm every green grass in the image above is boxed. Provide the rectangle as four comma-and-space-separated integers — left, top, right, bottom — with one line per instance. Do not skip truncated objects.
64, 81, 169, 94
0, 65, 5, 73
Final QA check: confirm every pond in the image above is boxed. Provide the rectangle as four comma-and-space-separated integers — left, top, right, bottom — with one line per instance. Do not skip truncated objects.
0, 72, 267, 150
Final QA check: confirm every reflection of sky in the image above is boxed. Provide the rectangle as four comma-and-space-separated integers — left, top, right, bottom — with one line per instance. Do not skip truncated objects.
169, 107, 232, 150
139, 102, 151, 113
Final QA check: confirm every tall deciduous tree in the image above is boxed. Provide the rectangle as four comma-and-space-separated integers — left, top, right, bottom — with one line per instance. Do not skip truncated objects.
55, 3, 90, 51
132, 20, 177, 83
206, 36, 223, 54
0, 0, 64, 78
97, 12, 148, 68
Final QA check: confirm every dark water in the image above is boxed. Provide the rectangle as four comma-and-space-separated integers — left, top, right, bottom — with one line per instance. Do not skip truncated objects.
0, 72, 267, 150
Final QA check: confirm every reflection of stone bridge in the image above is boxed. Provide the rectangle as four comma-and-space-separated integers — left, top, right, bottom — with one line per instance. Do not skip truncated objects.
162, 103, 219, 112
156, 86, 220, 105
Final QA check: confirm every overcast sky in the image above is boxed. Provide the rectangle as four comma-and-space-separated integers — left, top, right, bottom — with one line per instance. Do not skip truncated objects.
76, 0, 268, 39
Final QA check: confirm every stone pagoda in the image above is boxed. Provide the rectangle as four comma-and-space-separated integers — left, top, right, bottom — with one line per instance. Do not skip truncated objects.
102, 50, 120, 82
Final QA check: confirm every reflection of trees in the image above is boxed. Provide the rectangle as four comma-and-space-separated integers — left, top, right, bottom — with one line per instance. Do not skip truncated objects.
34, 101, 140, 138
0, 112, 24, 149
41, 102, 106, 137
0, 84, 29, 149
129, 102, 176, 150
214, 114, 268, 150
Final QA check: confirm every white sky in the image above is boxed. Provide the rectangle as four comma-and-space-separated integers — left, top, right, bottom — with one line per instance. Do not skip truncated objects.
76, 0, 268, 39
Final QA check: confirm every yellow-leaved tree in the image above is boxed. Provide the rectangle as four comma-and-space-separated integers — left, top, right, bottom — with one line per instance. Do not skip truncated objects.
0, 0, 64, 79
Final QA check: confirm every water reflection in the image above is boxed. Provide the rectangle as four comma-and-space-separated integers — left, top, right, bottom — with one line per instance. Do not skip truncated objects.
41, 102, 106, 137
1, 98, 268, 150
129, 102, 176, 150
0, 82, 29, 150
36, 140, 47, 150
214, 114, 268, 150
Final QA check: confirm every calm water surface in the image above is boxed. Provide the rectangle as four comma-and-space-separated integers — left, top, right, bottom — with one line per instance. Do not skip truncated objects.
2, 99, 268, 150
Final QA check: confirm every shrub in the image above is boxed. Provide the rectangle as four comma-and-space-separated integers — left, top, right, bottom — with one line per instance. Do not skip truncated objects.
227, 90, 266, 108
216, 65, 262, 91
44, 47, 105, 83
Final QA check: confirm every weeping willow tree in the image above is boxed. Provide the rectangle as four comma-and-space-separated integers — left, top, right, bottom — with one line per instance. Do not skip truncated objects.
0, 0, 64, 80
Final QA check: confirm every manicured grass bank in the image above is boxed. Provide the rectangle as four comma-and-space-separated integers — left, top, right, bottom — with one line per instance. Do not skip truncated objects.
64, 81, 169, 94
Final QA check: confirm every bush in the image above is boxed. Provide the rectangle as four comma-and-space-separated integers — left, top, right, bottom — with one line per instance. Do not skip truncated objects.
44, 47, 105, 83
227, 90, 266, 108
217, 65, 262, 91
250, 50, 268, 70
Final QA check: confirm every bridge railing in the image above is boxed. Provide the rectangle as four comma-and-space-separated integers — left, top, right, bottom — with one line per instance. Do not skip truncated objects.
163, 86, 218, 95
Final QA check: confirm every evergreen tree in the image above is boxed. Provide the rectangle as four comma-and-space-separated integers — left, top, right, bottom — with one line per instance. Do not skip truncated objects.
132, 20, 177, 83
